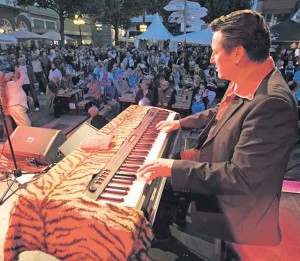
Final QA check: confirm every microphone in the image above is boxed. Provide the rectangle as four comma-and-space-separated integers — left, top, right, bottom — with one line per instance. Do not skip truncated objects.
43, 163, 56, 173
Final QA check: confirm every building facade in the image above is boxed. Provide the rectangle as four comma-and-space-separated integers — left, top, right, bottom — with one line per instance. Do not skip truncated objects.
0, 1, 92, 47
255, 0, 298, 25
0, 0, 31, 33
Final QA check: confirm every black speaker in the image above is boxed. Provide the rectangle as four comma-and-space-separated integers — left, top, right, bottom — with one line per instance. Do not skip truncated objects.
2, 126, 67, 165
58, 122, 98, 156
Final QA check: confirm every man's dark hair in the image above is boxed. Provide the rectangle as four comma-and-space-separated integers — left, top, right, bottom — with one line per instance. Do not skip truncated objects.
209, 10, 270, 62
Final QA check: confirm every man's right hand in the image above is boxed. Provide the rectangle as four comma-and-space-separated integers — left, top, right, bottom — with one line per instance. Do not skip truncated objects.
156, 120, 180, 133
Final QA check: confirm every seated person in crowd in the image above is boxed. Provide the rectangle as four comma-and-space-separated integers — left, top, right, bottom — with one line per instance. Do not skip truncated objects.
284, 60, 295, 83
157, 80, 176, 109
84, 73, 101, 105
88, 106, 109, 129
46, 75, 66, 118
111, 63, 122, 80
171, 65, 181, 92
104, 80, 120, 118
206, 90, 217, 109
292, 68, 300, 86
126, 68, 139, 89
135, 80, 154, 106
194, 80, 209, 107
61, 73, 75, 91
179, 63, 187, 77
191, 93, 205, 114
114, 73, 130, 97
205, 67, 218, 90
64, 62, 76, 77
100, 66, 114, 88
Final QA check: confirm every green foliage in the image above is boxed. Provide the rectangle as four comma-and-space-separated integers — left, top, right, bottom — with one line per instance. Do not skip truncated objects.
195, 0, 254, 22
145, 0, 170, 14
83, 0, 150, 41
15, 0, 82, 18
84, 0, 145, 23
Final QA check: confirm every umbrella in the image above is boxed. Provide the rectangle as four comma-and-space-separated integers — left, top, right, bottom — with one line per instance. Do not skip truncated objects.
41, 30, 75, 41
7, 29, 49, 40
0, 33, 17, 44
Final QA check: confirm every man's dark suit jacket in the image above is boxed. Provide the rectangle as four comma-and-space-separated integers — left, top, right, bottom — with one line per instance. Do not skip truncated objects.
171, 69, 298, 245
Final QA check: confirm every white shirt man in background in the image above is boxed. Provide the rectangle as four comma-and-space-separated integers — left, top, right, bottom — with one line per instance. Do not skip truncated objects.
5, 67, 31, 126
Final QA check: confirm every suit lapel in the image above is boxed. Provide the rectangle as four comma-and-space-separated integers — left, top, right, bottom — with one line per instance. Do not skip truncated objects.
202, 97, 244, 146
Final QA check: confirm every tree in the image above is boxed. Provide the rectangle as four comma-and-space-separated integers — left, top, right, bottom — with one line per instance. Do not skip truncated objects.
83, 0, 149, 43
144, 0, 170, 16
143, 0, 170, 24
197, 0, 255, 22
145, 0, 254, 34
15, 0, 83, 47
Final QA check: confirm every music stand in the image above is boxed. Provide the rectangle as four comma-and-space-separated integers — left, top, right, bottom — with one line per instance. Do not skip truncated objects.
0, 103, 41, 204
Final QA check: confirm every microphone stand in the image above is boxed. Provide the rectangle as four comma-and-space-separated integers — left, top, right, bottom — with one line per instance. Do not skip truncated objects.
0, 103, 44, 204
0, 102, 22, 204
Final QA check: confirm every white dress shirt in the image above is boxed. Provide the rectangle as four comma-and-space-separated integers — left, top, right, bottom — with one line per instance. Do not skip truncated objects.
6, 72, 28, 108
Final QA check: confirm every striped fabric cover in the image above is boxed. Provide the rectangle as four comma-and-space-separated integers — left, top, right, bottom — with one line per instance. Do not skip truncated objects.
4, 105, 154, 261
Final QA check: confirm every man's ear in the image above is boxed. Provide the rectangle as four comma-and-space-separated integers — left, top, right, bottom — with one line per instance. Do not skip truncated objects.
233, 46, 246, 64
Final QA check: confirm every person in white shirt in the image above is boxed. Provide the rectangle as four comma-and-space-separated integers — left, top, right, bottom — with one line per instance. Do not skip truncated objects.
4, 67, 31, 126
31, 54, 47, 94
48, 62, 62, 82
18, 57, 40, 111
0, 72, 15, 134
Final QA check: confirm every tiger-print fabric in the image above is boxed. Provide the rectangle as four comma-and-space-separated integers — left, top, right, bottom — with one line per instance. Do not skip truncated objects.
4, 105, 154, 261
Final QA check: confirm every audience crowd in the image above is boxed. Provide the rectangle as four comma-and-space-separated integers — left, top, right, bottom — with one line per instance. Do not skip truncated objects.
1, 42, 299, 131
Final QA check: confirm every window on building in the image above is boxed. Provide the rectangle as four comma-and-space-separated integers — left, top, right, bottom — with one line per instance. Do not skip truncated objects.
1, 18, 13, 33
33, 19, 44, 29
46, 21, 56, 30
19, 21, 28, 30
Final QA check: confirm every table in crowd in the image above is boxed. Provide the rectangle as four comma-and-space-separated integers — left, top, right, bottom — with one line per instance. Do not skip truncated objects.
118, 91, 136, 111
56, 87, 85, 112
172, 88, 193, 115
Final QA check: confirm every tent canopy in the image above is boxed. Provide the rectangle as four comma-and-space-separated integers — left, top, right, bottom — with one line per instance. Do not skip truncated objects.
170, 29, 213, 45
41, 30, 75, 41
8, 29, 49, 40
135, 13, 173, 41
0, 33, 17, 44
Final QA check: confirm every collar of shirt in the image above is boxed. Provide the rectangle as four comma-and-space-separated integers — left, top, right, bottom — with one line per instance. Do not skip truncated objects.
232, 57, 275, 100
